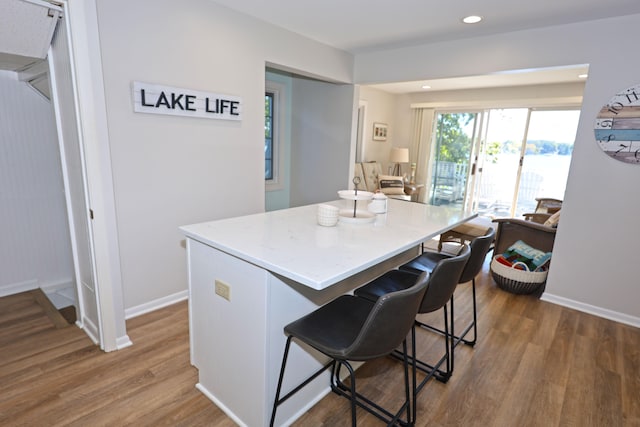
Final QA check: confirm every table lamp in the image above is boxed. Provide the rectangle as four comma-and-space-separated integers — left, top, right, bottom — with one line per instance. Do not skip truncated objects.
389, 147, 409, 176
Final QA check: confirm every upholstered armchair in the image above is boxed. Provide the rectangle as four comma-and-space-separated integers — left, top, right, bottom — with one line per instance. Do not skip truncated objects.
358, 162, 384, 192
354, 162, 411, 200
492, 215, 557, 256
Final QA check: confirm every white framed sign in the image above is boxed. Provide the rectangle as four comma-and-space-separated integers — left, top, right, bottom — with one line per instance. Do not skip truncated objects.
132, 81, 242, 121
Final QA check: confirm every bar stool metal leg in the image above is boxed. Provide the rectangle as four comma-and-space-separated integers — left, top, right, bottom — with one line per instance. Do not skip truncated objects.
270, 336, 334, 427
331, 341, 414, 426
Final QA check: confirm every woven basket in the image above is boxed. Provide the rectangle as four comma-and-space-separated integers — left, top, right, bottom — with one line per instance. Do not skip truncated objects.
490, 255, 548, 295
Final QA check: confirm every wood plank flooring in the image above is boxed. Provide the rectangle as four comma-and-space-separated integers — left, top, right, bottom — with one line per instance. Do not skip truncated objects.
1, 260, 639, 426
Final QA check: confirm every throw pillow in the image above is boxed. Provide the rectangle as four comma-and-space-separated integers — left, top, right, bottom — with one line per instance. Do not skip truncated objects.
378, 175, 405, 195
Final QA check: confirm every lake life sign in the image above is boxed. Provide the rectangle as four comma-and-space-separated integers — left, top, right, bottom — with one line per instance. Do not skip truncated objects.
132, 81, 242, 121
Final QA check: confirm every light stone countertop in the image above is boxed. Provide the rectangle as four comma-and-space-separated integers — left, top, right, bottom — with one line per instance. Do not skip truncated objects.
180, 198, 475, 290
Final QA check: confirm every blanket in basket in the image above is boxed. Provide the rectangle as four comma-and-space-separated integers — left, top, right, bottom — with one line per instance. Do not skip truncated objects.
499, 240, 551, 272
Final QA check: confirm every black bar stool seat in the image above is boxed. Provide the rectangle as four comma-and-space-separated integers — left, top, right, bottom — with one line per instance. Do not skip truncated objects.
400, 227, 495, 348
270, 272, 430, 427
401, 252, 449, 274
354, 244, 470, 422
284, 296, 376, 359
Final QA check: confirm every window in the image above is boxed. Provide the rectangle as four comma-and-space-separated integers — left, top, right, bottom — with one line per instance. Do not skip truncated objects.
265, 92, 275, 180
265, 80, 286, 192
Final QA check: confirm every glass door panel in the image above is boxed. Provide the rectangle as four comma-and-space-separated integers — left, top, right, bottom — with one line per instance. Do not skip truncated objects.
514, 109, 580, 216
475, 109, 528, 217
429, 112, 478, 207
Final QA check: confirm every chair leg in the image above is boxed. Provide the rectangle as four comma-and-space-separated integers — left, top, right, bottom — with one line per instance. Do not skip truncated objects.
270, 336, 334, 427
331, 348, 413, 426
417, 280, 478, 348
347, 362, 357, 427
270, 336, 293, 427
449, 278, 478, 347
411, 325, 418, 424
443, 303, 452, 381
331, 362, 358, 426
407, 303, 452, 385
451, 278, 478, 346
401, 339, 413, 427
449, 297, 455, 374
458, 278, 478, 346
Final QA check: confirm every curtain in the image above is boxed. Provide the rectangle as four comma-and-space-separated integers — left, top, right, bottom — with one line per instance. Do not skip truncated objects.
410, 108, 434, 203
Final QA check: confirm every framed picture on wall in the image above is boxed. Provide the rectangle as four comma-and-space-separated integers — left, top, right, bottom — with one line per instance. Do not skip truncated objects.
373, 122, 388, 141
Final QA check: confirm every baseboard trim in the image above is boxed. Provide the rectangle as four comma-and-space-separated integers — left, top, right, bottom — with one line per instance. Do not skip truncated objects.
196, 377, 332, 427
81, 314, 100, 345
541, 293, 640, 328
39, 278, 75, 293
0, 279, 38, 297
196, 383, 248, 427
124, 290, 188, 319
115, 335, 133, 350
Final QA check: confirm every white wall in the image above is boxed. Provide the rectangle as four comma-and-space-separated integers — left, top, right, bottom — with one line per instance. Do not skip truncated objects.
355, 15, 640, 325
265, 71, 355, 210
0, 70, 74, 296
94, 0, 354, 310
289, 77, 355, 207
358, 86, 400, 173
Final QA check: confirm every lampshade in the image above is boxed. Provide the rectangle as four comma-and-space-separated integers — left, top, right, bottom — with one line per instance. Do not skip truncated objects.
389, 147, 409, 163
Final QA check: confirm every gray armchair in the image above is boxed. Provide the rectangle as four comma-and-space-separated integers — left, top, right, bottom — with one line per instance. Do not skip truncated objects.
492, 216, 556, 256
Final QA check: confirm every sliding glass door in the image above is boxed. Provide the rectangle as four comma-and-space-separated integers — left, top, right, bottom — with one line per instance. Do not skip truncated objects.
428, 112, 482, 207
514, 109, 579, 216
474, 109, 529, 217
474, 108, 579, 217
426, 107, 580, 218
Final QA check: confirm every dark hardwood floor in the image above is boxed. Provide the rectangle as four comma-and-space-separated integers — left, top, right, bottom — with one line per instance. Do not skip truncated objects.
1, 259, 639, 426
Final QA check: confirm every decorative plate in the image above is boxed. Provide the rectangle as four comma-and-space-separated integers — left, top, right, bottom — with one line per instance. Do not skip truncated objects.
337, 190, 374, 200
338, 209, 376, 224
594, 83, 640, 164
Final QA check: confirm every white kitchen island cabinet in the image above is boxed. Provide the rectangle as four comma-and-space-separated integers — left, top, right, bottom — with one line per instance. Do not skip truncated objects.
180, 198, 475, 426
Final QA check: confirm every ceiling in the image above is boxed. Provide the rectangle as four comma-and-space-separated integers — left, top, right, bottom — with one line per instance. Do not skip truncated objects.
211, 0, 640, 54
367, 64, 590, 94
211, 0, 640, 93
5, 1, 640, 92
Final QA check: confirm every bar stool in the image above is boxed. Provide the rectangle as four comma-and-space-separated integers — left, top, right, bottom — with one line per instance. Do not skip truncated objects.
400, 227, 495, 349
270, 271, 430, 427
354, 244, 470, 420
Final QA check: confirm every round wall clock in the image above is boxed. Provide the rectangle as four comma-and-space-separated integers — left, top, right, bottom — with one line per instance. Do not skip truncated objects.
594, 83, 640, 164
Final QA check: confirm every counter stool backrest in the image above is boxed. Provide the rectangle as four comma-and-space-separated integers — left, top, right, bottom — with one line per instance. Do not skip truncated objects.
459, 227, 495, 284
419, 245, 470, 314
348, 271, 429, 360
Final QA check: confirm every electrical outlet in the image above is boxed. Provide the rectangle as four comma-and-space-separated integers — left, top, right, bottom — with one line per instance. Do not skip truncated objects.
214, 280, 231, 301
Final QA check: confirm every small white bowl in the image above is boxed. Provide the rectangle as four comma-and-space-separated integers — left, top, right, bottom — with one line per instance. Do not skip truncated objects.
317, 204, 339, 226
317, 204, 339, 215
317, 214, 338, 226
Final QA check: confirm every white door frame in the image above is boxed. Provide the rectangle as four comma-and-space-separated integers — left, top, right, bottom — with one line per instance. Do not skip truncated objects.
56, 0, 129, 351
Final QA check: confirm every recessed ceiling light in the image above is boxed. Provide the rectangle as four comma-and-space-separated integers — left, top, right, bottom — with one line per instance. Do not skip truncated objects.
462, 15, 482, 24
421, 85, 432, 89
578, 73, 588, 79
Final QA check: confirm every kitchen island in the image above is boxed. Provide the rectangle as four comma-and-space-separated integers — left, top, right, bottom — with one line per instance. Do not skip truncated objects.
180, 198, 475, 426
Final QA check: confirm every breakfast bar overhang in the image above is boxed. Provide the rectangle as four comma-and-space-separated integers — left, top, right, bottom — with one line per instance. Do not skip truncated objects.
180, 198, 475, 426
